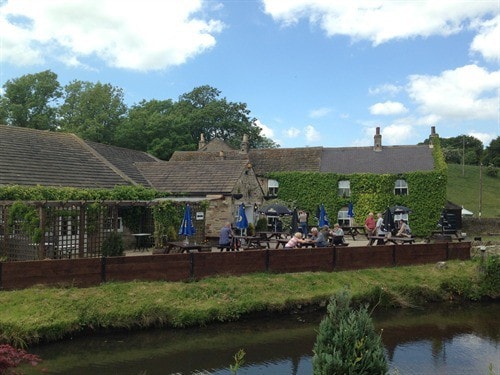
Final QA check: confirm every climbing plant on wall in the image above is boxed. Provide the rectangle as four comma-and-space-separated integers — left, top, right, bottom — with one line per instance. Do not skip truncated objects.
268, 139, 447, 236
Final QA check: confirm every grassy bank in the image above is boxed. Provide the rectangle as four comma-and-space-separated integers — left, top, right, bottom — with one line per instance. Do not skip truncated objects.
447, 163, 499, 218
1, 257, 498, 348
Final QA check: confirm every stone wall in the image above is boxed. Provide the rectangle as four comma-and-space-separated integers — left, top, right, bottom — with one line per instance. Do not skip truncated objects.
462, 218, 500, 235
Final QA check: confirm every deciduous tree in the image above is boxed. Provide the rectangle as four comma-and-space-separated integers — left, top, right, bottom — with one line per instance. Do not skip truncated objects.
0, 70, 61, 130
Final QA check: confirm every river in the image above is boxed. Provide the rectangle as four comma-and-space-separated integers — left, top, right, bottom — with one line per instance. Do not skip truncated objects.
21, 302, 499, 374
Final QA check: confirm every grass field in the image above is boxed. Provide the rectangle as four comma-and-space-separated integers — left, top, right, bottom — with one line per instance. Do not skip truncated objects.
446, 163, 500, 218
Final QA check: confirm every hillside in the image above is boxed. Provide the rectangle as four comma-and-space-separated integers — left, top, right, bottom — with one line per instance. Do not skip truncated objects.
446, 163, 499, 218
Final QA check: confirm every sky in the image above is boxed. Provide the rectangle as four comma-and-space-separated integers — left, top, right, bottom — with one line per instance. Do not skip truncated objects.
0, 0, 499, 149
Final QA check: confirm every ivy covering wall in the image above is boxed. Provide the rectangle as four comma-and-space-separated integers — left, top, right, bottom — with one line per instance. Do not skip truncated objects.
268, 140, 447, 236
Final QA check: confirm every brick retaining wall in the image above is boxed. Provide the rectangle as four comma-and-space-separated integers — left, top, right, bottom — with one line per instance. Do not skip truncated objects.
0, 242, 472, 290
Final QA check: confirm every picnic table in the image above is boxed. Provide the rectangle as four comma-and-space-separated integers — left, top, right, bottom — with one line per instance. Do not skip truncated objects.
233, 235, 270, 250
164, 241, 212, 254
275, 238, 315, 249
427, 230, 466, 242
257, 231, 287, 240
341, 226, 367, 240
368, 235, 415, 245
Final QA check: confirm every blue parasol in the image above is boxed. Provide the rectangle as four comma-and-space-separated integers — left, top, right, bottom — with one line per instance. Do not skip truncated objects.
178, 204, 195, 242
236, 203, 249, 234
319, 203, 329, 227
347, 201, 355, 225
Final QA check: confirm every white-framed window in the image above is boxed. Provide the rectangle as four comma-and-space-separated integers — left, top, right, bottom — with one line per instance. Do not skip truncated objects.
268, 179, 279, 196
337, 209, 350, 226
394, 179, 408, 195
338, 180, 350, 197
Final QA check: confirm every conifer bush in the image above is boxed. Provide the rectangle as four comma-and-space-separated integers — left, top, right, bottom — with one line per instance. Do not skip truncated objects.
312, 290, 388, 375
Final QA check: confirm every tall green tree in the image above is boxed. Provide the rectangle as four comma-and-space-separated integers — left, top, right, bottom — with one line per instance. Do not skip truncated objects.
0, 70, 62, 130
114, 99, 175, 155
59, 80, 127, 143
115, 85, 278, 160
482, 136, 499, 167
173, 85, 278, 151
441, 135, 483, 165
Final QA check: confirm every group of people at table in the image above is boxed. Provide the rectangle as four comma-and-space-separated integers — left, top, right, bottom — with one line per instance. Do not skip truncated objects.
219, 221, 346, 250
219, 209, 412, 250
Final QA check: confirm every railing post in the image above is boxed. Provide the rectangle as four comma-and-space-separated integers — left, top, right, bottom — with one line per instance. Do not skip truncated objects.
101, 256, 107, 283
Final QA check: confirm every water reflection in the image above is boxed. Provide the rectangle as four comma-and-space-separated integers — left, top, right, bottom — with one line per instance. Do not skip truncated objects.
22, 303, 500, 374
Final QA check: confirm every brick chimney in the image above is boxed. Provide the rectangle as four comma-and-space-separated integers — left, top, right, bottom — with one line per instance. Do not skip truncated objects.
429, 126, 438, 148
240, 134, 249, 153
198, 133, 206, 150
374, 127, 382, 151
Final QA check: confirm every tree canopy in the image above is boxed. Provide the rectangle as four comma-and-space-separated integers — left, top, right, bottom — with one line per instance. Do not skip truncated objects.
0, 70, 62, 131
0, 72, 278, 160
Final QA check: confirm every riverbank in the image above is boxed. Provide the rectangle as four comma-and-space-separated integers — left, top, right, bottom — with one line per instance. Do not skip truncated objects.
1, 254, 498, 348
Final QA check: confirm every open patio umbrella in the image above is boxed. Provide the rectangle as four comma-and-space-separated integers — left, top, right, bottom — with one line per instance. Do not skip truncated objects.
235, 203, 249, 235
390, 205, 413, 214
259, 204, 292, 216
178, 204, 195, 243
319, 203, 329, 227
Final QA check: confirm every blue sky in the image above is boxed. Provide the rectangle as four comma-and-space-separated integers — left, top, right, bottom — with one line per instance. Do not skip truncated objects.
1, 0, 499, 149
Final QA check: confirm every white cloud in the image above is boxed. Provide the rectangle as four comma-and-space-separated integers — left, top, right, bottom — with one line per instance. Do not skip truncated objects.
381, 123, 415, 145
284, 127, 301, 138
0, 0, 224, 71
369, 101, 408, 116
309, 107, 332, 118
468, 131, 496, 147
262, 0, 498, 45
369, 84, 402, 96
470, 15, 500, 62
305, 125, 321, 143
407, 64, 499, 120
255, 119, 274, 139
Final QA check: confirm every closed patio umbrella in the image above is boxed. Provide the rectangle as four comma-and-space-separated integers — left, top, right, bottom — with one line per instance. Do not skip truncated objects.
235, 203, 249, 235
319, 203, 329, 227
178, 204, 195, 243
291, 208, 299, 234
347, 202, 355, 225
383, 207, 395, 235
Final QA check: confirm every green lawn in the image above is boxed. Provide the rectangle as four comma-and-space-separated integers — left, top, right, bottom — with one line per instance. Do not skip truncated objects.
446, 163, 500, 218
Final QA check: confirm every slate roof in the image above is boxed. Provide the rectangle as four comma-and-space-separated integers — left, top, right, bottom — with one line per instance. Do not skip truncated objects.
320, 146, 435, 174
172, 143, 435, 175
171, 147, 323, 173
137, 159, 249, 194
0, 125, 158, 188
85, 141, 159, 186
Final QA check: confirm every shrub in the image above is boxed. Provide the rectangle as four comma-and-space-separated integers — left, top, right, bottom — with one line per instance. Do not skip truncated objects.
101, 232, 124, 257
312, 290, 388, 375
481, 255, 500, 297
0, 344, 41, 374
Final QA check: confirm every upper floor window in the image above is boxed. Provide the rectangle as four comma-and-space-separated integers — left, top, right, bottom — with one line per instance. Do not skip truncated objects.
268, 179, 279, 197
394, 179, 408, 195
338, 180, 351, 197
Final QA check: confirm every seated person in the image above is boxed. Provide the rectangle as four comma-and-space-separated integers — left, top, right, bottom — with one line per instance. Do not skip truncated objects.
285, 232, 311, 248
331, 223, 345, 245
219, 222, 233, 248
313, 225, 331, 247
396, 220, 412, 237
